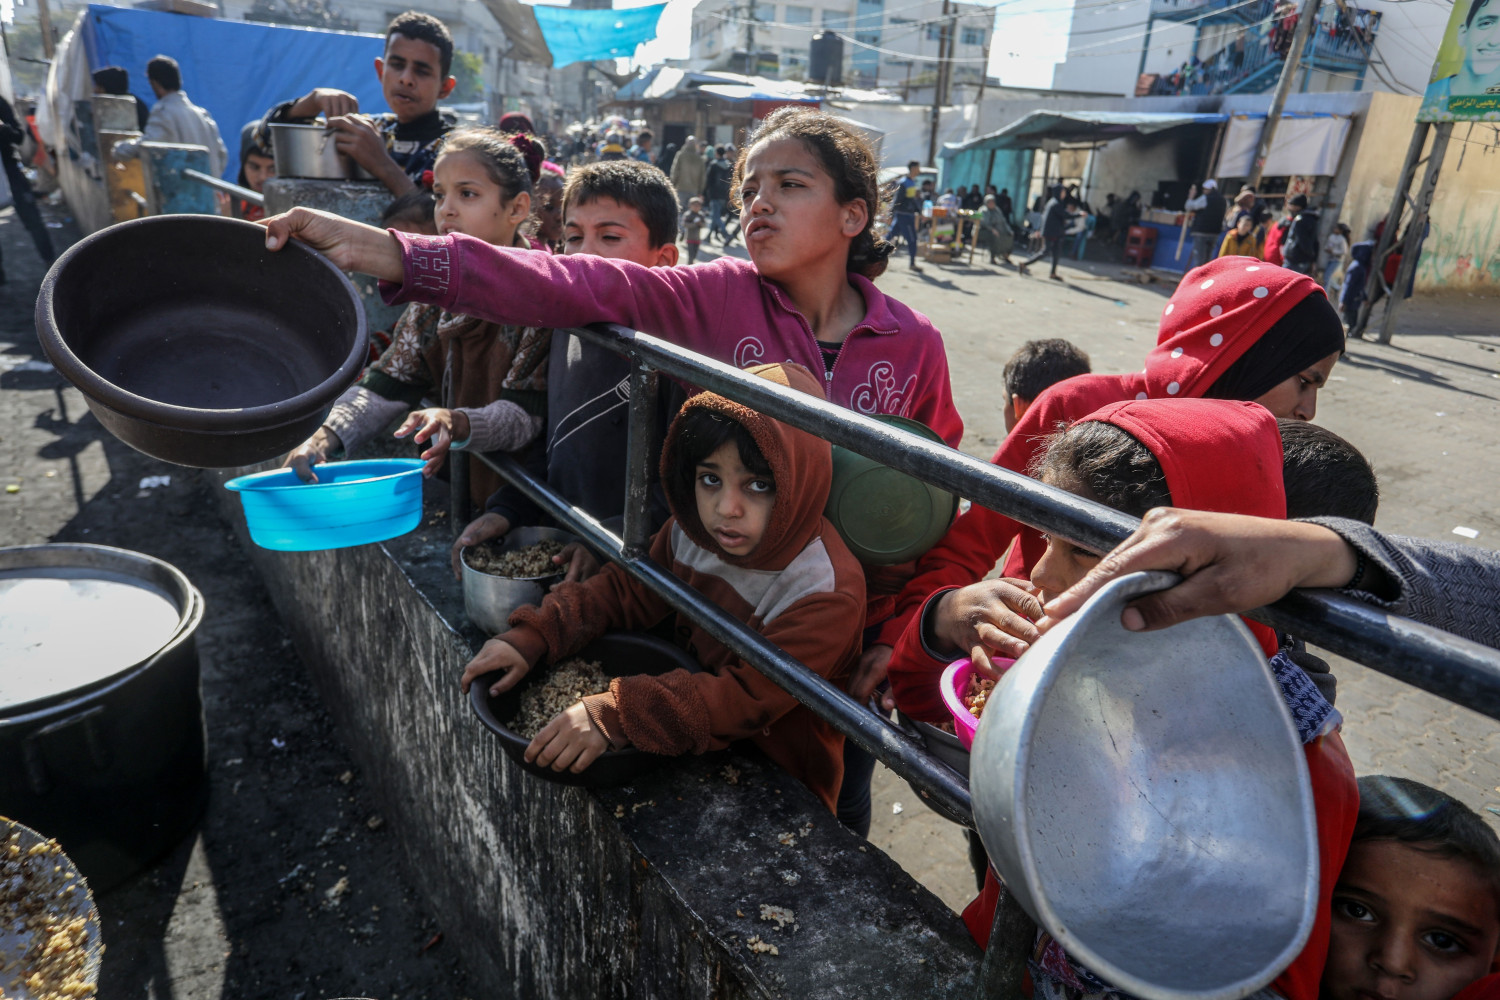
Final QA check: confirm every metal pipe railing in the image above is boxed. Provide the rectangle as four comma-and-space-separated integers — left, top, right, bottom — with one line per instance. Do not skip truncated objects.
182, 169, 265, 206
564, 323, 1500, 723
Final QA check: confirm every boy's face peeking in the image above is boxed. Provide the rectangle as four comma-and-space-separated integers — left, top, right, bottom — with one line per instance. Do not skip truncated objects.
243, 152, 275, 194
433, 150, 529, 246
377, 33, 455, 123
564, 196, 678, 266
694, 440, 775, 558
1322, 838, 1500, 1000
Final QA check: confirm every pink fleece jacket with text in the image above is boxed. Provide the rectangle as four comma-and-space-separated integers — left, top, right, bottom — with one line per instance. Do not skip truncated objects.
379, 231, 964, 449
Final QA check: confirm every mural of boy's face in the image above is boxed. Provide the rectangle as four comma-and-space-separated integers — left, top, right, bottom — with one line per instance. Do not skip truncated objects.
1460, 0, 1500, 84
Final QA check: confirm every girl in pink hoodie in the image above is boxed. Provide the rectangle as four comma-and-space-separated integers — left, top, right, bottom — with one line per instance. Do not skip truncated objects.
263, 108, 963, 448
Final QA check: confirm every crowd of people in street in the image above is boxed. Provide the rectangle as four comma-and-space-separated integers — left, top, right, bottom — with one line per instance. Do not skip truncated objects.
63, 11, 1500, 999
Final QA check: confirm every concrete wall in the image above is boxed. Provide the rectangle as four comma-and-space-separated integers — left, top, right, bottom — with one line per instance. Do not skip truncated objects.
214, 480, 983, 998
1336, 92, 1500, 290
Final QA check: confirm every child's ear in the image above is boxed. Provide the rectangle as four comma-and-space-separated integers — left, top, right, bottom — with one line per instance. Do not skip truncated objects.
1012, 394, 1033, 424
439, 76, 458, 100
843, 197, 869, 239
654, 242, 680, 267
374, 56, 386, 81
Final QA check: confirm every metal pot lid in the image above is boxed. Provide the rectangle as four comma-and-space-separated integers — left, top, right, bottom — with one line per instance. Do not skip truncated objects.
970, 571, 1318, 1000
0, 545, 197, 715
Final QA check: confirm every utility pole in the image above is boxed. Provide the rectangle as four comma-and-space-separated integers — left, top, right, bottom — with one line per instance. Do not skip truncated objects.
1245, 0, 1321, 191
1367, 122, 1451, 344
926, 0, 952, 165
744, 1, 757, 75
37, 0, 56, 60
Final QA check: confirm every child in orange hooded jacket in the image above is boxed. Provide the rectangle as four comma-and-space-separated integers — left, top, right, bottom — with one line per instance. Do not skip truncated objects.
459, 363, 867, 812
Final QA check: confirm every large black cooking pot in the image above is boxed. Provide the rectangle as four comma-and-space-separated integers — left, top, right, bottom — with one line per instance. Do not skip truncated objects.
0, 544, 207, 892
35, 214, 367, 468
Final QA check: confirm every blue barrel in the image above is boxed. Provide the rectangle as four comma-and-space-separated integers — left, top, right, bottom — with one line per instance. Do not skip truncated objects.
224, 458, 425, 551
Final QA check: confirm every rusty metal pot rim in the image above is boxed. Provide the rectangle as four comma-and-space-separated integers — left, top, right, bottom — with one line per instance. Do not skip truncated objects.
35, 214, 367, 432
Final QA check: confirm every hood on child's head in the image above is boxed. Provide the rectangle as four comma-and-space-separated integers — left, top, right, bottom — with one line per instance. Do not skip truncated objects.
660, 363, 832, 572
1072, 396, 1287, 654
1144, 256, 1339, 400
1076, 397, 1286, 520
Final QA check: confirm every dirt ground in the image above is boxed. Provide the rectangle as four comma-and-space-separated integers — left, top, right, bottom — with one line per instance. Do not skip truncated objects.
0, 209, 470, 996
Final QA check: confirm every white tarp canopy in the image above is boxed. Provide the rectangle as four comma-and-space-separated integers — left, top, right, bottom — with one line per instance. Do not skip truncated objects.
1217, 113, 1352, 177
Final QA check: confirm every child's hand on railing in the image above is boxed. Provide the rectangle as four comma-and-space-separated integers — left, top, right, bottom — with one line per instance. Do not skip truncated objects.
525, 702, 611, 773
395, 407, 469, 477
551, 543, 601, 587
461, 638, 531, 696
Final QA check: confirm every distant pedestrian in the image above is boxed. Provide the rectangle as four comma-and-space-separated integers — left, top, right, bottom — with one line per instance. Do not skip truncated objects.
681, 195, 707, 264
884, 160, 925, 272
0, 95, 54, 278
1018, 194, 1073, 280
1280, 194, 1321, 275
112, 55, 227, 176
669, 135, 707, 210
976, 194, 1014, 266
704, 145, 733, 242
1323, 222, 1351, 294
1184, 179, 1227, 269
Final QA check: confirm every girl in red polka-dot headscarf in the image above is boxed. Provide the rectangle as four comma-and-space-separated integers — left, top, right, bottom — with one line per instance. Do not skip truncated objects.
878, 255, 1345, 688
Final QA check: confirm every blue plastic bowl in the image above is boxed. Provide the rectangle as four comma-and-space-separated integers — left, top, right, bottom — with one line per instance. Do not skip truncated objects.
224, 459, 426, 551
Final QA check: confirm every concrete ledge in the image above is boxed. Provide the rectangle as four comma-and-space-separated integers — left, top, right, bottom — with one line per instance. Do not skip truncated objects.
216, 479, 981, 998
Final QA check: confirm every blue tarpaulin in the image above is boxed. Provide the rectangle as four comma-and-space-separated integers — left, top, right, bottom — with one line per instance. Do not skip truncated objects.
531, 3, 666, 69
84, 4, 388, 179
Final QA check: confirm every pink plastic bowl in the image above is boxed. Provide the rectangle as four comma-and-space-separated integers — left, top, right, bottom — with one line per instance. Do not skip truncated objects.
940, 656, 1015, 751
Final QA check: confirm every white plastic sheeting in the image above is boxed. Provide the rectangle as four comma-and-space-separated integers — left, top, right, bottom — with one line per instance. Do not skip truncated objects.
1216, 113, 1352, 177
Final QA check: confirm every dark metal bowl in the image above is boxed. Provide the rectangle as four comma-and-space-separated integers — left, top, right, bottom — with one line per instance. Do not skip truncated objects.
469, 631, 700, 788
35, 214, 367, 468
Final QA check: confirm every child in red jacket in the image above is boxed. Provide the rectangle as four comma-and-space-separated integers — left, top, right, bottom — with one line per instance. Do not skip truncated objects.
939, 399, 1357, 1000
460, 364, 866, 812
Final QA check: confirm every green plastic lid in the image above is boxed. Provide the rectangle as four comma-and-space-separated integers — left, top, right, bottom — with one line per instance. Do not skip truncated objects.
825, 415, 958, 566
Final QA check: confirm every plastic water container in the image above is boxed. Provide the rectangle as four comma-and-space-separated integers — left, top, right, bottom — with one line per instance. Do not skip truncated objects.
224, 458, 425, 551
940, 655, 1015, 751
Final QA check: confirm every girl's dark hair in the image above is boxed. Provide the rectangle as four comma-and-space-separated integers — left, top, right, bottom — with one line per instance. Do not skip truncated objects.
1034, 421, 1172, 518
732, 107, 894, 279
436, 126, 542, 201
1354, 775, 1500, 894
673, 409, 774, 499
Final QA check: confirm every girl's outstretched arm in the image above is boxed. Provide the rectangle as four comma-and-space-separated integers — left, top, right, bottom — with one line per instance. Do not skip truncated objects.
382, 231, 733, 353
262, 209, 404, 281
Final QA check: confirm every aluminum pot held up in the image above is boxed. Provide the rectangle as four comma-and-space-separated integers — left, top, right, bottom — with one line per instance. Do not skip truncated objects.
968, 571, 1318, 1000
268, 122, 366, 180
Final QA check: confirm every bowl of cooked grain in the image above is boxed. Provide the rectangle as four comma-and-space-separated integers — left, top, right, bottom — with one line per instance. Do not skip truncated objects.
460, 526, 581, 634
468, 631, 701, 787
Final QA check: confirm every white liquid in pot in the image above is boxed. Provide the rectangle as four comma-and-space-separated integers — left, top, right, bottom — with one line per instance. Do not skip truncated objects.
0, 569, 184, 710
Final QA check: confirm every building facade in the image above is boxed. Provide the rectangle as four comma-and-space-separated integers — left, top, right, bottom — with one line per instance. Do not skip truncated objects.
688, 0, 993, 92
1049, 0, 1452, 99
